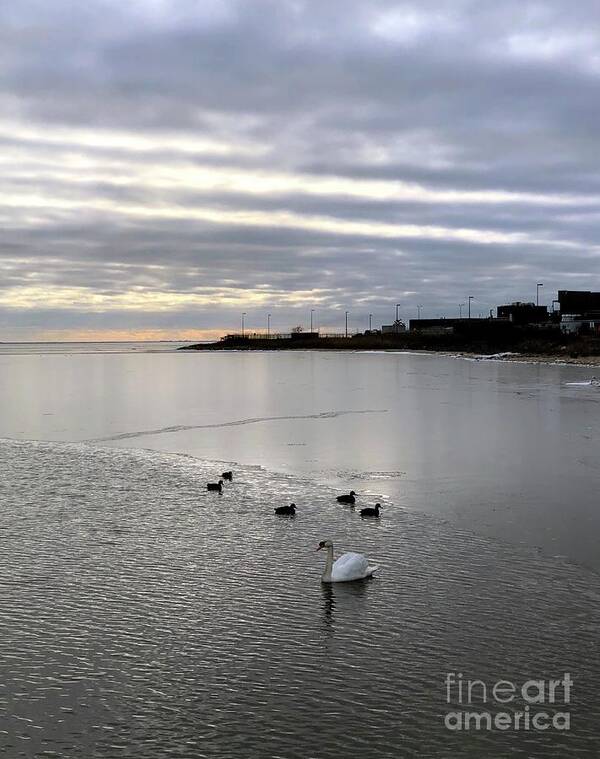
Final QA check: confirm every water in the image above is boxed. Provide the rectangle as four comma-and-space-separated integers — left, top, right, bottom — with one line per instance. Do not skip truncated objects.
0, 341, 194, 355
2, 346, 600, 566
2, 345, 600, 757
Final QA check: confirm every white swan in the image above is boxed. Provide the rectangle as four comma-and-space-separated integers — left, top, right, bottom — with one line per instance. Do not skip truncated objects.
316, 540, 379, 583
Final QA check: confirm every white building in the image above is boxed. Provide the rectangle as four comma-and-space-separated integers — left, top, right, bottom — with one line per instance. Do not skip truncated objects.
560, 314, 600, 334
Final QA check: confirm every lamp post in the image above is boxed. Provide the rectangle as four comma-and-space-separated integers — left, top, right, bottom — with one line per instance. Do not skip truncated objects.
468, 296, 474, 319
395, 303, 401, 323
310, 309, 315, 332
368, 313, 373, 331
459, 303, 465, 318
241, 312, 246, 336
417, 304, 423, 320
536, 283, 544, 307
345, 311, 349, 338
267, 313, 271, 337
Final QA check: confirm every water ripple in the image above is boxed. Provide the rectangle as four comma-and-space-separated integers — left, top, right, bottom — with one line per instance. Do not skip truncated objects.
1, 439, 600, 758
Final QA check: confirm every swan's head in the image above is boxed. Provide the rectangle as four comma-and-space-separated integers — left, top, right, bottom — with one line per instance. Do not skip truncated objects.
290, 503, 296, 510
316, 540, 333, 551
350, 491, 356, 496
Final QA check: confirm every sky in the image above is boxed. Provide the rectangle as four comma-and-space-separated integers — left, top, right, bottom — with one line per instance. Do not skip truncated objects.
2, 0, 600, 341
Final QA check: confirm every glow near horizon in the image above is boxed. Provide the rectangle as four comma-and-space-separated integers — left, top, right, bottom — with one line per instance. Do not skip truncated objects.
0, 122, 595, 336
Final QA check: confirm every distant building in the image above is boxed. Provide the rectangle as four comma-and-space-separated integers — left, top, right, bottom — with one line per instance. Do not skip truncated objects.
557, 290, 600, 334
496, 302, 548, 325
560, 315, 600, 334
409, 317, 515, 336
558, 290, 600, 314
381, 319, 406, 334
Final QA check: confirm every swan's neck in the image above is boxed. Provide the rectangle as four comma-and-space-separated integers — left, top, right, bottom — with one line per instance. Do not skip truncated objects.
321, 544, 334, 582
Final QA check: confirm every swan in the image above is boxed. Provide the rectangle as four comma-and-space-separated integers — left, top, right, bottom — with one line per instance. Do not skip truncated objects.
207, 480, 223, 492
316, 540, 378, 583
274, 503, 296, 515
360, 503, 381, 517
337, 490, 356, 504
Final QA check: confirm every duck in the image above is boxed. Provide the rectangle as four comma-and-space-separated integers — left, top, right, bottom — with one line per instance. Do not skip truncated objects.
274, 503, 296, 515
336, 490, 356, 504
207, 480, 224, 492
316, 540, 378, 583
360, 503, 381, 518
221, 471, 233, 481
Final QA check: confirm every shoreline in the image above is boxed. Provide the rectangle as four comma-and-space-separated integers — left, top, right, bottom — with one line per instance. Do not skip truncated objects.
455, 351, 600, 367
180, 340, 600, 367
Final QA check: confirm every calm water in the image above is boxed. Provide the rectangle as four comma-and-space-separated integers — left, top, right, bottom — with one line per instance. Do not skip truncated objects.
2, 345, 600, 565
1, 344, 600, 757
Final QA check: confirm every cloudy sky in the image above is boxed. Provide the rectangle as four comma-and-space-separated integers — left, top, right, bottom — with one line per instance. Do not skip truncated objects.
2, 0, 600, 340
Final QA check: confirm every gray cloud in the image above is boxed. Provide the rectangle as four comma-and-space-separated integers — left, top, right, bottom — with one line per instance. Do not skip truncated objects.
1, 0, 600, 338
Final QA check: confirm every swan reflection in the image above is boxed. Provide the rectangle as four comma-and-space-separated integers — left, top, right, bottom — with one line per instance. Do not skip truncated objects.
320, 580, 371, 637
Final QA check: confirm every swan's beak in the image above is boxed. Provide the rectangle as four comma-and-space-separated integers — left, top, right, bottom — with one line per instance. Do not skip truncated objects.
316, 545, 323, 551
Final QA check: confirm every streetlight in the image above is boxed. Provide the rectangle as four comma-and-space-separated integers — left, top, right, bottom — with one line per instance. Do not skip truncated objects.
468, 296, 474, 319
536, 283, 544, 307
368, 313, 373, 331
345, 311, 349, 338
395, 303, 401, 323
459, 303, 465, 318
417, 304, 423, 320
267, 313, 271, 337
310, 309, 315, 332
241, 312, 246, 336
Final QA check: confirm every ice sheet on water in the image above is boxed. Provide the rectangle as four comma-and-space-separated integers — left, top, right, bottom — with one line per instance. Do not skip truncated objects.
566, 379, 600, 386
86, 408, 388, 443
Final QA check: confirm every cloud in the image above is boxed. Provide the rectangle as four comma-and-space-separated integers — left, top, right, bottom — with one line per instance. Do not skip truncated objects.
1, 0, 600, 339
